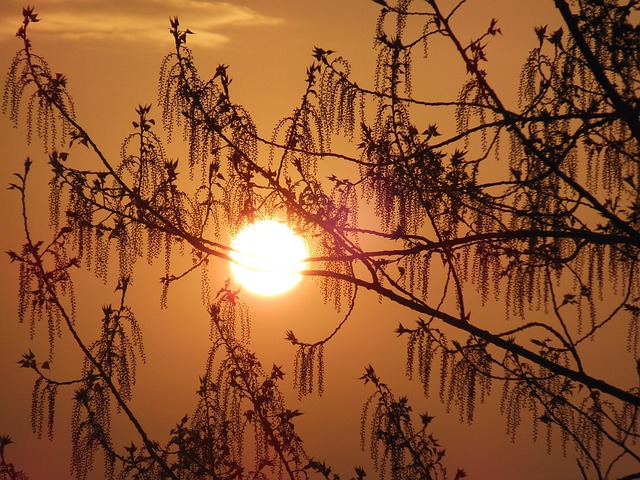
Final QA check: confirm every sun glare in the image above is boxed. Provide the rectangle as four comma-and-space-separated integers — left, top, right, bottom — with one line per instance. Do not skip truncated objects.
229, 220, 308, 296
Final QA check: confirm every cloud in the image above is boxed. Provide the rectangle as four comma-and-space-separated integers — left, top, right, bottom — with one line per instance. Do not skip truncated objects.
0, 0, 282, 48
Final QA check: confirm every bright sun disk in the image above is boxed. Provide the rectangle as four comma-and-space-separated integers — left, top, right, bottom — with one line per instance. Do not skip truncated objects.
229, 219, 308, 296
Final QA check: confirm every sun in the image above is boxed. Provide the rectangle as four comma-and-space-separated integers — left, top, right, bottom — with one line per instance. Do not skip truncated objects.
229, 219, 308, 296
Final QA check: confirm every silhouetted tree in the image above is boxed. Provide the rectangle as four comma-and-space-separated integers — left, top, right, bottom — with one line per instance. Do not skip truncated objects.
3, 1, 640, 478
0, 436, 28, 480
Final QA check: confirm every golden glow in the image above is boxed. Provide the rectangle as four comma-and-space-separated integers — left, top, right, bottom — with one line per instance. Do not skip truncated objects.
229, 220, 307, 296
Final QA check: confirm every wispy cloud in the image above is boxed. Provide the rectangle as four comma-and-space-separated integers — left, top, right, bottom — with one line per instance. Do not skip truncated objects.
0, 0, 282, 48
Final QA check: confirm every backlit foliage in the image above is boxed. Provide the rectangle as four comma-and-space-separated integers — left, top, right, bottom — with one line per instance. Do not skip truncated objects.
3, 1, 640, 479
205, 288, 308, 479
0, 436, 28, 480
2, 9, 74, 152
359, 365, 457, 480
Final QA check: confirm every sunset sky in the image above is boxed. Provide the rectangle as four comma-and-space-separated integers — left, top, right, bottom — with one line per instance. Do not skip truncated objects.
0, 1, 601, 479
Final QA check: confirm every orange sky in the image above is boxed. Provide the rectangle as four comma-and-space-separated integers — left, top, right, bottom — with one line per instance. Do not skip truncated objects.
0, 1, 601, 479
